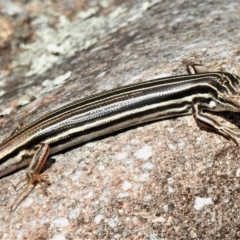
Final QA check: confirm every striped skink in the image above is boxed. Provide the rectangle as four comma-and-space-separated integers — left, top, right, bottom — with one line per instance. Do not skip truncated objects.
1, 64, 240, 210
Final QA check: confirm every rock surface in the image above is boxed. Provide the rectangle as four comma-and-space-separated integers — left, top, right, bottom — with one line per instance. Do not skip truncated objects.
0, 0, 240, 239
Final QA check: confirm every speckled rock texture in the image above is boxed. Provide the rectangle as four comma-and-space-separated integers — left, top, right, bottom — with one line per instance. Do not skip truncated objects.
0, 0, 240, 239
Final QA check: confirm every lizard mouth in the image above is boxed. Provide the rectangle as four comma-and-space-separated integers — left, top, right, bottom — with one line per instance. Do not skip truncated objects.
221, 91, 240, 109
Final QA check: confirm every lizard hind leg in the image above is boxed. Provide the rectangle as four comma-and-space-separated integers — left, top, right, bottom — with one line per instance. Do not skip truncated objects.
10, 143, 51, 211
